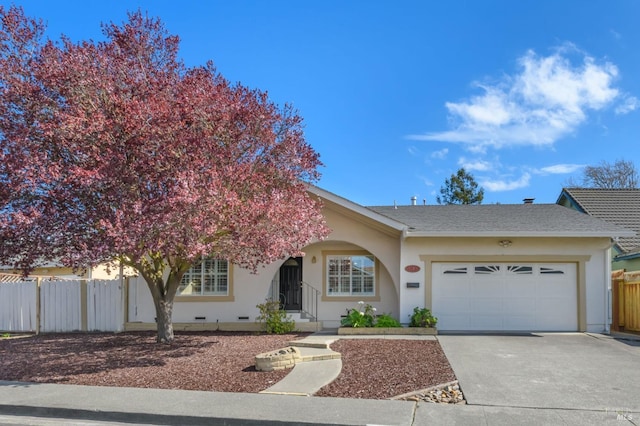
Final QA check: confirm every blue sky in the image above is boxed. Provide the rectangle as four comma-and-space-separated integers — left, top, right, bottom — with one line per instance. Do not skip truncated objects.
12, 1, 640, 206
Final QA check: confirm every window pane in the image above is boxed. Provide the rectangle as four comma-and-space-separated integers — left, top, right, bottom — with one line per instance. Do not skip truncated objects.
179, 258, 229, 296
327, 255, 375, 296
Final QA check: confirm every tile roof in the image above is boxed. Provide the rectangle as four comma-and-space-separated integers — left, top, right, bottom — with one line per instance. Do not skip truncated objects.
367, 203, 634, 237
558, 188, 640, 253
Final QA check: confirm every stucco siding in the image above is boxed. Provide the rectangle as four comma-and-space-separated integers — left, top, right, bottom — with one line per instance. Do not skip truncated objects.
401, 237, 612, 332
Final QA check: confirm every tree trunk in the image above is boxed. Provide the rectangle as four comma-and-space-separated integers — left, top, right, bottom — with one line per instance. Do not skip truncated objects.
155, 299, 174, 343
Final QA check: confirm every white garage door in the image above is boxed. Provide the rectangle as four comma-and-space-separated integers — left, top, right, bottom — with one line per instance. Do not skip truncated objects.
432, 263, 577, 331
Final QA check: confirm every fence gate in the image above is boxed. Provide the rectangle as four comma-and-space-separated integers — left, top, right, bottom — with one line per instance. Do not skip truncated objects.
0, 276, 125, 333
612, 269, 640, 332
0, 279, 37, 332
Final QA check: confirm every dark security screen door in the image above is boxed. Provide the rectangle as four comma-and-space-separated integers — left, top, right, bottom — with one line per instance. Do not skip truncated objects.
279, 257, 302, 310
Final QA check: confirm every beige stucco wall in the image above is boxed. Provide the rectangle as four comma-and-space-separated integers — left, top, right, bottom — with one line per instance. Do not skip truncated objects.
130, 263, 280, 324
401, 236, 612, 332
128, 200, 403, 328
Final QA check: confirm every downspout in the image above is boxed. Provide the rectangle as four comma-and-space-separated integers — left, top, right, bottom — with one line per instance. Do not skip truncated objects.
605, 239, 614, 334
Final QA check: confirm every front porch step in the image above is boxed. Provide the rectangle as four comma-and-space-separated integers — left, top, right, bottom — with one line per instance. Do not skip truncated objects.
286, 312, 310, 323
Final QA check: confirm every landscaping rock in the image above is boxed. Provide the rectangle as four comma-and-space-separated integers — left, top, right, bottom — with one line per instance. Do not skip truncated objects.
394, 380, 466, 404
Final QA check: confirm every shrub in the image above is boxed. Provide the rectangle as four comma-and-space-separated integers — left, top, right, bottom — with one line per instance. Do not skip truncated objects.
374, 313, 402, 328
341, 301, 376, 327
256, 299, 296, 334
409, 307, 438, 327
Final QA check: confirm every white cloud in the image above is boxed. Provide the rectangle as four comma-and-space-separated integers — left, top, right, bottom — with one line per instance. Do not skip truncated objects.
615, 95, 639, 114
431, 148, 449, 159
481, 173, 531, 191
407, 146, 420, 156
418, 175, 434, 187
537, 164, 584, 174
408, 45, 633, 150
458, 157, 494, 172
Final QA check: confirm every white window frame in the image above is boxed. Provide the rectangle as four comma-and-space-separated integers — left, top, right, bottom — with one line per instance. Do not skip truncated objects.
326, 254, 376, 297
178, 258, 229, 296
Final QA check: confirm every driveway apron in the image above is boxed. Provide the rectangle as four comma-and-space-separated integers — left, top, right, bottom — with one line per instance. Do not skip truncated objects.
437, 333, 640, 413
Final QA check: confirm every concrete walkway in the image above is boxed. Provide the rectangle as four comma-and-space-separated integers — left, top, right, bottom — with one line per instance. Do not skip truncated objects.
260, 334, 342, 396
1, 332, 639, 425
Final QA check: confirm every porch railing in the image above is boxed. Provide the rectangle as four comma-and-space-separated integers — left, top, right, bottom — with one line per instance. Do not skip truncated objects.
301, 281, 321, 322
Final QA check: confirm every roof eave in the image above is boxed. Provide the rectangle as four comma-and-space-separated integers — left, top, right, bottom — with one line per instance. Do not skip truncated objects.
306, 184, 406, 232
614, 252, 640, 261
404, 231, 633, 238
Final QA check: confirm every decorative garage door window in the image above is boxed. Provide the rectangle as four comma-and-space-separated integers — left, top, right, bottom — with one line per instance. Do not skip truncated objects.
474, 265, 500, 274
443, 266, 468, 274
506, 265, 533, 274
540, 267, 565, 274
441, 264, 565, 276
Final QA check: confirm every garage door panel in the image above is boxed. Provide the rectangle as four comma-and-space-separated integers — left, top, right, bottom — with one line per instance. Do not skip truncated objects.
536, 281, 574, 297
504, 315, 536, 329
503, 298, 535, 314
471, 281, 503, 295
505, 284, 536, 297
437, 297, 471, 313
433, 263, 577, 332
472, 298, 503, 315
473, 315, 505, 330
536, 297, 573, 312
438, 315, 473, 330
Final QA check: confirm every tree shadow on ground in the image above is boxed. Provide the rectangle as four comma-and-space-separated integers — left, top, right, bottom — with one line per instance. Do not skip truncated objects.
0, 331, 308, 387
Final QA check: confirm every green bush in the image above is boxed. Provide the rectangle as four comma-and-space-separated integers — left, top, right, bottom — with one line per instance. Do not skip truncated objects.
374, 313, 402, 328
341, 302, 402, 328
256, 299, 296, 334
409, 307, 438, 327
340, 301, 376, 327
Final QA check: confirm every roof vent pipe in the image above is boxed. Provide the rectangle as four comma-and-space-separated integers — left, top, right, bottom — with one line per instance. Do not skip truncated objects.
523, 198, 535, 204
411, 196, 417, 206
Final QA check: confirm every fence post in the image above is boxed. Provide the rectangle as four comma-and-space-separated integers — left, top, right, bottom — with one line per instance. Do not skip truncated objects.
35, 277, 42, 335
80, 279, 88, 331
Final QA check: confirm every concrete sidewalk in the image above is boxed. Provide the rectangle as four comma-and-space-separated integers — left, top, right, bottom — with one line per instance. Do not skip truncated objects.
1, 380, 636, 425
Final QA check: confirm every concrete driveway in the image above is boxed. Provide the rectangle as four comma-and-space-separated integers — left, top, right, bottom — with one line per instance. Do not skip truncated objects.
437, 333, 640, 414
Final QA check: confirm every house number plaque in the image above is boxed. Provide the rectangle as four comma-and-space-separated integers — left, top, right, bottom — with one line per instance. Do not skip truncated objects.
405, 265, 421, 273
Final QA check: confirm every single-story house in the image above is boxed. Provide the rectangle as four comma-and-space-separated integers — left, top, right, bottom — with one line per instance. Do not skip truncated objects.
557, 188, 640, 272
126, 186, 634, 333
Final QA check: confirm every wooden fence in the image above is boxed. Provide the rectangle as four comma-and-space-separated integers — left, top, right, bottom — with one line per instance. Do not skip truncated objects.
0, 276, 126, 333
611, 269, 640, 332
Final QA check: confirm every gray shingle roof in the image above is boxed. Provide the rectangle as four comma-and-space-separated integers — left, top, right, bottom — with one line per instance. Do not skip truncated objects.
558, 188, 640, 252
367, 203, 634, 237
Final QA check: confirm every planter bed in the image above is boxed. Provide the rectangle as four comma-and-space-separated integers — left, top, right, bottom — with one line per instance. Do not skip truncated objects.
338, 327, 437, 336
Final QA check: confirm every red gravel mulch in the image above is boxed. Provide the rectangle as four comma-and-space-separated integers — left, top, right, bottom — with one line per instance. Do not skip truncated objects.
0, 332, 456, 399
316, 339, 456, 399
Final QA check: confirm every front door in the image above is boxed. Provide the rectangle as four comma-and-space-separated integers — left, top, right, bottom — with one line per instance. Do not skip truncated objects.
279, 257, 302, 310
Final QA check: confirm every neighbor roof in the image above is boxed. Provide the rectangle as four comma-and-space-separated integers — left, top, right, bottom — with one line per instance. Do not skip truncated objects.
557, 188, 640, 253
367, 203, 635, 238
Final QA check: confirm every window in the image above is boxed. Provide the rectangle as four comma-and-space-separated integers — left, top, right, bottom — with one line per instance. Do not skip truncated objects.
178, 258, 229, 296
443, 266, 468, 274
475, 265, 500, 274
507, 265, 533, 275
540, 267, 565, 275
327, 255, 375, 296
